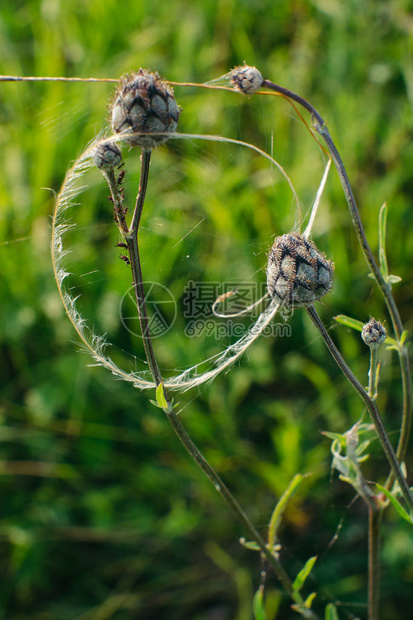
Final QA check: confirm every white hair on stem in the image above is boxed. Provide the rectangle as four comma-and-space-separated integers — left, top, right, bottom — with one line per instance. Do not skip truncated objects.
52, 132, 290, 392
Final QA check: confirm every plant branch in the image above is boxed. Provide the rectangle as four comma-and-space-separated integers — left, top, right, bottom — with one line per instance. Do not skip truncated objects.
122, 149, 165, 387
306, 305, 413, 511
262, 79, 411, 475
115, 147, 318, 617
165, 407, 319, 616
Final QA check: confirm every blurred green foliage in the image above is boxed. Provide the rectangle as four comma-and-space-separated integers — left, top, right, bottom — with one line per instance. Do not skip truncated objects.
1, 0, 413, 618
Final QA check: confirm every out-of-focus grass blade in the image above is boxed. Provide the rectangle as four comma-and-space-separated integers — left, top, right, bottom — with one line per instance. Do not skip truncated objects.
253, 586, 266, 620
325, 602, 340, 620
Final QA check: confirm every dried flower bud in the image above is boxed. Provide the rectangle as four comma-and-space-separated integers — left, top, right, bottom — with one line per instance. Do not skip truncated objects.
361, 318, 387, 349
267, 234, 334, 307
229, 65, 263, 95
92, 141, 123, 171
110, 69, 180, 149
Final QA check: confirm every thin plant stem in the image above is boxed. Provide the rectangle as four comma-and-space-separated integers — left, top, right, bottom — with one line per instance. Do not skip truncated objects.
130, 149, 152, 233
166, 407, 319, 617
306, 305, 413, 511
121, 149, 164, 387
368, 506, 381, 620
108, 148, 318, 617
368, 348, 379, 400
262, 79, 411, 473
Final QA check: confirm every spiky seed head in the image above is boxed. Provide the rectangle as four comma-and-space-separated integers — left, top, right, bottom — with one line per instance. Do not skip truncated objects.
361, 318, 387, 349
229, 65, 263, 95
110, 69, 180, 149
92, 141, 123, 171
267, 233, 334, 307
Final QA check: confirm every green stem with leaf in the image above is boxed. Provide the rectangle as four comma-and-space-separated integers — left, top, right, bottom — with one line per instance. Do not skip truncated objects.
306, 305, 413, 512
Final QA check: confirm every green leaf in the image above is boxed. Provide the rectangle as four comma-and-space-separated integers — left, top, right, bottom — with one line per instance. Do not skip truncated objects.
253, 586, 267, 620
378, 202, 389, 279
334, 315, 364, 332
325, 602, 340, 620
387, 274, 402, 284
304, 592, 317, 608
376, 484, 413, 524
400, 331, 409, 346
156, 383, 169, 410
268, 474, 303, 549
293, 555, 317, 592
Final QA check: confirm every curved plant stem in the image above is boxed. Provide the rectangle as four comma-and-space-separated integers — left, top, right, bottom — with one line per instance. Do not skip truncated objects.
262, 79, 411, 475
306, 305, 413, 511
106, 147, 318, 617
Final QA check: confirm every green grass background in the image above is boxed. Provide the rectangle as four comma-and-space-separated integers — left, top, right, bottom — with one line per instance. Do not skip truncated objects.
1, 0, 413, 618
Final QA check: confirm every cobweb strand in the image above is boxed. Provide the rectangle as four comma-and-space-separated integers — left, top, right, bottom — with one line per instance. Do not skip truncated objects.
52, 132, 283, 392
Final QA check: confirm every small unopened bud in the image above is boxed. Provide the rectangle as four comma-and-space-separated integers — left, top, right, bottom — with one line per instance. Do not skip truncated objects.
361, 318, 387, 349
229, 65, 263, 95
267, 233, 334, 307
92, 141, 123, 171
110, 69, 180, 149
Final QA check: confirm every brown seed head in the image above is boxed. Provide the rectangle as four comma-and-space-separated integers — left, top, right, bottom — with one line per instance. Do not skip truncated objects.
110, 69, 180, 149
267, 233, 334, 307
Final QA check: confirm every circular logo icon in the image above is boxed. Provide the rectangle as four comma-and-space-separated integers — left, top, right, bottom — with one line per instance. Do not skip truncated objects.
119, 282, 177, 338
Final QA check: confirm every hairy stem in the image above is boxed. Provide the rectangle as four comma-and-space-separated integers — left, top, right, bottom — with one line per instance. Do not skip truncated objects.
306, 305, 413, 511
103, 167, 129, 234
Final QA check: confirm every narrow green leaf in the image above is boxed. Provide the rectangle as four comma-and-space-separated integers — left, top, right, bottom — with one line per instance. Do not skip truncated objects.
268, 474, 303, 549
400, 331, 409, 346
293, 555, 317, 592
334, 315, 364, 332
376, 484, 413, 524
304, 592, 317, 608
155, 383, 168, 410
378, 202, 389, 279
385, 336, 401, 351
325, 602, 340, 620
253, 586, 267, 620
387, 274, 402, 284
